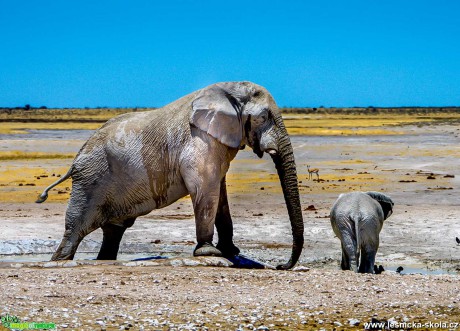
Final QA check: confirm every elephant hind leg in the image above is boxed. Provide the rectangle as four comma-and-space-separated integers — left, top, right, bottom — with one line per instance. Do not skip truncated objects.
52, 220, 98, 261
340, 243, 359, 272
215, 177, 240, 257
341, 238, 359, 272
340, 248, 350, 270
52, 229, 83, 260
52, 183, 107, 261
359, 242, 377, 274
97, 218, 135, 260
341, 245, 359, 272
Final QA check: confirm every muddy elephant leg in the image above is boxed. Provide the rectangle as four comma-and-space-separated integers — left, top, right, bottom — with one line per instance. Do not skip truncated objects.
340, 234, 359, 272
340, 244, 350, 270
215, 176, 240, 257
52, 227, 86, 261
52, 183, 106, 261
184, 173, 223, 257
97, 218, 135, 260
359, 240, 378, 274
52, 208, 100, 261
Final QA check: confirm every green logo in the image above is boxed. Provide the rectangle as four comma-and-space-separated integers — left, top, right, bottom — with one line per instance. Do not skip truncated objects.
1, 315, 56, 330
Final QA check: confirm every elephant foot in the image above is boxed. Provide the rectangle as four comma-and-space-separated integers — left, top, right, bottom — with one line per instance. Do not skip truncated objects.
216, 242, 240, 258
373, 265, 385, 274
193, 242, 223, 257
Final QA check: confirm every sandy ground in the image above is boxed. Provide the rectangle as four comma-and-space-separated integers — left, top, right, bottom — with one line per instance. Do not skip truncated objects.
1, 120, 460, 330
1, 265, 459, 330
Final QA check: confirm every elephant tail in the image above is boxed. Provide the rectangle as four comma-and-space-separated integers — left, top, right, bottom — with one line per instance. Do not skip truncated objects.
354, 217, 361, 260
35, 167, 73, 203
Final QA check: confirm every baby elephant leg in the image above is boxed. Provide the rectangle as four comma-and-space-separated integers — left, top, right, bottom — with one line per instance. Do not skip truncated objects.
340, 234, 359, 272
340, 245, 350, 270
359, 240, 378, 274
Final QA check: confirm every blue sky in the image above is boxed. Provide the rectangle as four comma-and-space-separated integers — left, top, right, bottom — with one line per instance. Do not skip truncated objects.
1, 1, 459, 108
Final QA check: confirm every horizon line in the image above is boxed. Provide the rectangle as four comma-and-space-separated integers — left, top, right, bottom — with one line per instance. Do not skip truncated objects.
1, 105, 460, 110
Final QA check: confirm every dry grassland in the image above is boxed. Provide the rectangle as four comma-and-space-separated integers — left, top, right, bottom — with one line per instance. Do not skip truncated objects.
0, 108, 459, 203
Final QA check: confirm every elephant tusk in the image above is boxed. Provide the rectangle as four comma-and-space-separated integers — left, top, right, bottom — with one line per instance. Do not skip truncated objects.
266, 149, 277, 156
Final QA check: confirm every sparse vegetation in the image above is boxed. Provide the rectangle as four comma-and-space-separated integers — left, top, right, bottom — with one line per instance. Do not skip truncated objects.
0, 107, 459, 135
0, 107, 145, 121
280, 106, 460, 114
0, 151, 75, 161
283, 113, 460, 136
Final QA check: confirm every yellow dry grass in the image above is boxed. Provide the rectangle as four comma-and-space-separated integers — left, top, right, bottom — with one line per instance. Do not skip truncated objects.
2, 109, 459, 135
226, 171, 281, 194
0, 108, 132, 121
0, 165, 72, 203
0, 159, 451, 203
282, 113, 460, 136
0, 151, 75, 161
226, 157, 390, 195
0, 122, 103, 134
0, 109, 457, 202
225, 168, 399, 197
287, 127, 403, 136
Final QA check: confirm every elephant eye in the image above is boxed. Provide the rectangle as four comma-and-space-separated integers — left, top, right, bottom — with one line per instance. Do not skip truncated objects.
263, 109, 272, 120
251, 109, 270, 126
259, 110, 271, 124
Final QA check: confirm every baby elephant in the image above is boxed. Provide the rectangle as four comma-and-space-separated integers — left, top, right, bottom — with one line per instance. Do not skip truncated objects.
330, 191, 394, 273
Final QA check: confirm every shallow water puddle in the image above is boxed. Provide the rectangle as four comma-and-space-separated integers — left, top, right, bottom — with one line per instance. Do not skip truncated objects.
0, 252, 172, 263
1, 254, 458, 274
384, 265, 458, 275
0, 253, 268, 269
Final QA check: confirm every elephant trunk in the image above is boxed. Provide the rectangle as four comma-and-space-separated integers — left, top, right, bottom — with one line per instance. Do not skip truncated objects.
271, 113, 304, 270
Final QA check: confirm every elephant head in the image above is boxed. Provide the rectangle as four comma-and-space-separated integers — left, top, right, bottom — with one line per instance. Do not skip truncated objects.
365, 191, 394, 219
190, 81, 304, 269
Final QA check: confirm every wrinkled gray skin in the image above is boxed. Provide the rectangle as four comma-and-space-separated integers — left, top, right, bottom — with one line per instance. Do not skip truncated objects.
37, 81, 304, 270
330, 191, 394, 273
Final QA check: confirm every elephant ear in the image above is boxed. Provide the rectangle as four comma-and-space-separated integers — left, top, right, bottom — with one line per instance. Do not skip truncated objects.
190, 85, 243, 149
366, 191, 394, 219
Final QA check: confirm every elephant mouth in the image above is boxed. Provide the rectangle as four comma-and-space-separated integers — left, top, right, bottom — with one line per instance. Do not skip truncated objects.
251, 136, 277, 158
265, 148, 278, 156
253, 147, 277, 158
252, 137, 264, 158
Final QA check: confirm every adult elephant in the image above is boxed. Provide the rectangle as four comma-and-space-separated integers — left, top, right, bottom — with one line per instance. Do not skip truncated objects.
37, 81, 304, 270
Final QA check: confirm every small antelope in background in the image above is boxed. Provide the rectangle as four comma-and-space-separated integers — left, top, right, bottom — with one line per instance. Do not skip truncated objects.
307, 165, 320, 180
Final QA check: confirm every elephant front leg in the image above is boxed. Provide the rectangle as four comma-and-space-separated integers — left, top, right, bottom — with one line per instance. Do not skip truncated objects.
188, 180, 223, 257
215, 176, 240, 257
